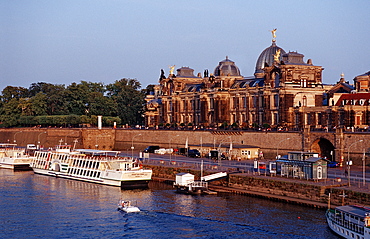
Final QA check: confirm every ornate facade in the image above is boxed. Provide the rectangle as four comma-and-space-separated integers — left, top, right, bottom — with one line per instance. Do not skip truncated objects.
145, 34, 370, 131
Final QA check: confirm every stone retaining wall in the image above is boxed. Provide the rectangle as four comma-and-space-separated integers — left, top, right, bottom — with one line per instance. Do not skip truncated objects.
147, 164, 370, 207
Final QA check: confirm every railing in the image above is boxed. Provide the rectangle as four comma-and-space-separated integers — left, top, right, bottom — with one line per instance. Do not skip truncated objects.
189, 181, 208, 188
328, 212, 365, 235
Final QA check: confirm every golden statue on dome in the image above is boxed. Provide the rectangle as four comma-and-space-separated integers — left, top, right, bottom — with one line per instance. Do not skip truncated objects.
271, 28, 277, 42
169, 65, 176, 75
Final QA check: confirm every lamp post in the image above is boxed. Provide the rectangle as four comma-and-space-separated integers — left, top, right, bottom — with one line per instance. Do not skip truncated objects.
276, 138, 290, 159
72, 139, 78, 151
13, 131, 23, 143
217, 136, 231, 165
362, 149, 366, 187
347, 139, 363, 187
37, 132, 47, 149
131, 134, 142, 159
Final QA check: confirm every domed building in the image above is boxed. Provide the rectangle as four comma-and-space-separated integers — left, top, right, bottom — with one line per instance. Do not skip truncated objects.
254, 42, 286, 78
214, 56, 241, 76
145, 30, 364, 134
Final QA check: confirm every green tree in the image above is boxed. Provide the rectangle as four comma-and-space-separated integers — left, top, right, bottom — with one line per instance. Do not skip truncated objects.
28, 82, 67, 115
1, 86, 29, 103
106, 78, 145, 126
0, 98, 22, 127
64, 82, 89, 115
31, 92, 48, 116
87, 92, 117, 116
18, 98, 33, 116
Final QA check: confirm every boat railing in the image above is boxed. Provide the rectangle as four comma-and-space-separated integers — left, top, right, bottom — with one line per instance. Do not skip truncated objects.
328, 211, 365, 235
69, 154, 134, 162
189, 181, 208, 188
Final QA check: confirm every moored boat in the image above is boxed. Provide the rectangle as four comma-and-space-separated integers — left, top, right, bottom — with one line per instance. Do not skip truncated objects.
117, 200, 140, 213
326, 205, 370, 239
30, 146, 152, 189
0, 144, 35, 170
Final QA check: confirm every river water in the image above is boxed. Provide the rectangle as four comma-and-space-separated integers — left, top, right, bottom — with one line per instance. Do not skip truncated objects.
0, 170, 339, 239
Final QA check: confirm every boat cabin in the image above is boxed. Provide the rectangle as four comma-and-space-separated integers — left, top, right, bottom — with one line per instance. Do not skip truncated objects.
175, 173, 195, 186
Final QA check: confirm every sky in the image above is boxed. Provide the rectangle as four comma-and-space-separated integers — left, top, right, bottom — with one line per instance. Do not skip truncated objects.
1, 0, 369, 91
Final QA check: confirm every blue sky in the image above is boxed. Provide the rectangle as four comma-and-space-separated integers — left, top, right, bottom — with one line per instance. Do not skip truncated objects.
1, 0, 369, 91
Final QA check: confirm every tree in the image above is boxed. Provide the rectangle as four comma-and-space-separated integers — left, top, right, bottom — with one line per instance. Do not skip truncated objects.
31, 92, 48, 116
87, 92, 117, 116
0, 98, 22, 127
106, 78, 145, 126
45, 84, 67, 115
64, 82, 89, 115
1, 86, 28, 103
28, 82, 67, 115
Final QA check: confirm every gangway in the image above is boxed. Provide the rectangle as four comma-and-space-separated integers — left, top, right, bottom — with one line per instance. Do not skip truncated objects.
201, 172, 227, 182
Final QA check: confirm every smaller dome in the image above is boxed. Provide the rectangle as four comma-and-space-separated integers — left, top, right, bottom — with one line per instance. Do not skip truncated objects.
214, 56, 241, 76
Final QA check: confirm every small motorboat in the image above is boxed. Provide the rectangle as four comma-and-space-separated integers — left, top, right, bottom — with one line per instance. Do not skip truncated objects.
118, 200, 140, 213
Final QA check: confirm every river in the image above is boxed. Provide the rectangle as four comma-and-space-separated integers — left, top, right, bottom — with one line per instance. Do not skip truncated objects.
0, 169, 339, 238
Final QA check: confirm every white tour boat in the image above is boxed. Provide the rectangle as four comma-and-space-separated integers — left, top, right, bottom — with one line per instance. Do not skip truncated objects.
117, 200, 140, 213
30, 146, 152, 189
326, 205, 370, 239
0, 144, 35, 170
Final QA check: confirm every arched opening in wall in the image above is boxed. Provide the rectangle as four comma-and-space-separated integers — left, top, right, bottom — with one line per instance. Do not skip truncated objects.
311, 138, 335, 161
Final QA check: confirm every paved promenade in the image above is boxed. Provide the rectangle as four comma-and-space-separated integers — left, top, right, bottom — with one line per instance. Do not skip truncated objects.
137, 151, 370, 208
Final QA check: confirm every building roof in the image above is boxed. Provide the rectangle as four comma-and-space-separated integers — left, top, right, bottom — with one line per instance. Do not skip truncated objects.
255, 42, 286, 74
335, 93, 370, 106
183, 83, 203, 93
335, 205, 370, 219
230, 78, 264, 89
176, 67, 199, 78
305, 157, 327, 163
214, 56, 241, 76
281, 51, 310, 65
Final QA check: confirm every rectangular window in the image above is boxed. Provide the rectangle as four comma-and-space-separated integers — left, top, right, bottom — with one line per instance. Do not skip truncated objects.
253, 96, 257, 108
241, 150, 251, 155
274, 94, 279, 107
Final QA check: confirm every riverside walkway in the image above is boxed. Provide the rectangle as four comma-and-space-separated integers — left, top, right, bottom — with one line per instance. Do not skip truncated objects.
136, 151, 370, 207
